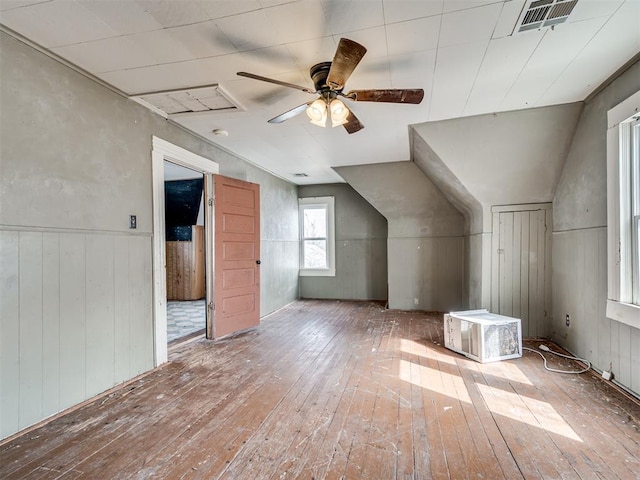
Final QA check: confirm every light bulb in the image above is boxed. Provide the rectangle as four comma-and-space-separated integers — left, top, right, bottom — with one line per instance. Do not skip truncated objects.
330, 99, 349, 127
306, 98, 327, 127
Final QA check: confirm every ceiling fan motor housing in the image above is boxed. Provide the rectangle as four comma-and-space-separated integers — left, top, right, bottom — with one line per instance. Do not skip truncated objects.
310, 62, 334, 93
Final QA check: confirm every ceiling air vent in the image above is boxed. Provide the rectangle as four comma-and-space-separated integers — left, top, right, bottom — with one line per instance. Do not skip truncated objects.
515, 0, 578, 33
130, 84, 243, 118
292, 173, 309, 178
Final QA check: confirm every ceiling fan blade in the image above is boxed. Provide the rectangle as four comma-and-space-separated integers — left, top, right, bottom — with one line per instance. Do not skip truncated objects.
268, 102, 311, 124
343, 110, 364, 134
345, 89, 424, 104
237, 72, 315, 94
326, 38, 367, 90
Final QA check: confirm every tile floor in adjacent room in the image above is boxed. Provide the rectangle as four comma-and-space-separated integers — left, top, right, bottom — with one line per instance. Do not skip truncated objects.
166, 299, 206, 342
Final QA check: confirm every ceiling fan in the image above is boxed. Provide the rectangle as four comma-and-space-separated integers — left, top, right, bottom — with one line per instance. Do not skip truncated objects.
237, 38, 424, 134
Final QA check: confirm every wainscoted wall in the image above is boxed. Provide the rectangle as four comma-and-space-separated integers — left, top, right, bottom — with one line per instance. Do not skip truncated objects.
336, 162, 465, 311
0, 229, 153, 436
552, 58, 640, 395
298, 184, 388, 301
0, 31, 299, 439
552, 228, 640, 392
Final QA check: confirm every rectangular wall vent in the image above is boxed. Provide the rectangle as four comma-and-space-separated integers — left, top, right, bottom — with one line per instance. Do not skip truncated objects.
130, 84, 242, 118
515, 0, 578, 33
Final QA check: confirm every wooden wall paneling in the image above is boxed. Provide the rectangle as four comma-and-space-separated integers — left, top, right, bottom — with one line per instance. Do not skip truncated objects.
500, 212, 514, 317
512, 212, 522, 321
0, 231, 20, 438
491, 214, 500, 312
574, 227, 586, 356
85, 235, 116, 398
114, 236, 131, 384
59, 233, 87, 409
192, 226, 205, 299
165, 242, 174, 300
617, 324, 632, 388
128, 237, 153, 376
596, 229, 610, 371
631, 328, 640, 392
537, 209, 548, 337
543, 209, 552, 339
18, 232, 44, 430
583, 231, 600, 364
520, 211, 531, 335
42, 232, 61, 418
528, 211, 540, 338
610, 320, 621, 383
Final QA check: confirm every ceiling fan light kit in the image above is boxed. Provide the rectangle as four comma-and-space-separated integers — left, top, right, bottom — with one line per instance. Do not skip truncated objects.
237, 38, 424, 134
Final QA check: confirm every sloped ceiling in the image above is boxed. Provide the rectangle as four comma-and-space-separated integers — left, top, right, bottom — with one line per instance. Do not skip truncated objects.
1, 0, 638, 185
335, 162, 464, 237
412, 102, 584, 232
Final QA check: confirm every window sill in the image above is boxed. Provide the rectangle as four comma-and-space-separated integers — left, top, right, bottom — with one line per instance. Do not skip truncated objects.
299, 268, 335, 277
606, 300, 640, 329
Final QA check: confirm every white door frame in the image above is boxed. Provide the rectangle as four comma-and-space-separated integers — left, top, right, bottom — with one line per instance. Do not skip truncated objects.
151, 136, 219, 366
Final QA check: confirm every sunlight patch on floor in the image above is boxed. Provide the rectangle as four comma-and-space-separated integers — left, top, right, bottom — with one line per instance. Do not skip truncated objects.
400, 339, 456, 365
477, 383, 583, 442
399, 359, 472, 404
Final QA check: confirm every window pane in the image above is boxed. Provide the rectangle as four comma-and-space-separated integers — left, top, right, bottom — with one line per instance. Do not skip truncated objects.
303, 240, 327, 268
303, 208, 326, 238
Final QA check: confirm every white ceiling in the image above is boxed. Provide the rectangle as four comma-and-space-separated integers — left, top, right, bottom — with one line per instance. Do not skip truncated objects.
1, 0, 639, 184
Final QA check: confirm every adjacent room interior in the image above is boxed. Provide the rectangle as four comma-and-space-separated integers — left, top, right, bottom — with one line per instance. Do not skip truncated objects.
0, 0, 639, 478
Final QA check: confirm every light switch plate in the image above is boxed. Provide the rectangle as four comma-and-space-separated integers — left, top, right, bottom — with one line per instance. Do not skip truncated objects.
129, 215, 137, 229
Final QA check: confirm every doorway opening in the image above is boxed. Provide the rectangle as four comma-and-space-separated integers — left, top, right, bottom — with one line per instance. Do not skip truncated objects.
164, 162, 206, 343
151, 137, 219, 366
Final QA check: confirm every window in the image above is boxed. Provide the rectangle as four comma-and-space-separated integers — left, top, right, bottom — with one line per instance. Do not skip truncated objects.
299, 196, 335, 276
606, 91, 640, 327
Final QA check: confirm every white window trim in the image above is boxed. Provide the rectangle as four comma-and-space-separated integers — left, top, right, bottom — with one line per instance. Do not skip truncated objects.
299, 196, 336, 277
606, 90, 640, 328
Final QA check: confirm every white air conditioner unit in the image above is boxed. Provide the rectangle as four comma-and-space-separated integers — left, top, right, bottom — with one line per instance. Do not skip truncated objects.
444, 309, 522, 363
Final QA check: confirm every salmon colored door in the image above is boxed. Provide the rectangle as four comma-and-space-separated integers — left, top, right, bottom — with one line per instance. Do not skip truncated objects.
213, 175, 260, 339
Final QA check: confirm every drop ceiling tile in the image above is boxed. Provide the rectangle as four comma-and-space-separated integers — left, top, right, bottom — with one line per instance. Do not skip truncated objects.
492, 0, 527, 38
200, 0, 262, 19
388, 50, 437, 89
0, 0, 119, 47
464, 32, 544, 115
80, 1, 164, 35
286, 36, 340, 70
443, 0, 501, 14
135, 0, 211, 28
385, 15, 441, 55
99, 57, 224, 95
52, 36, 153, 74
213, 8, 279, 50
500, 15, 609, 111
439, 2, 503, 48
428, 41, 489, 120
568, 0, 625, 23
161, 21, 238, 59
262, 0, 329, 44
538, 1, 640, 105
320, 0, 385, 35
0, 0, 47, 11
382, 0, 444, 24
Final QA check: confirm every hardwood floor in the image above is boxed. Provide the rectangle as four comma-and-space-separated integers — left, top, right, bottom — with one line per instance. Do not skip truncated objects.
2, 300, 639, 479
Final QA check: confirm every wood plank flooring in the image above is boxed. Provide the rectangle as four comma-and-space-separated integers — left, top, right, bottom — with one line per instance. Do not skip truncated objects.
1, 300, 639, 479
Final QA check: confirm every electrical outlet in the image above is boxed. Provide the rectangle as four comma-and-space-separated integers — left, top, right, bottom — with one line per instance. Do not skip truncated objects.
602, 370, 612, 381
565, 314, 570, 327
